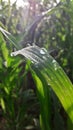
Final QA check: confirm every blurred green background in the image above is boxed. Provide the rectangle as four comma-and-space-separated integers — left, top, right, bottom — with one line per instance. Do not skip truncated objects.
0, 0, 73, 130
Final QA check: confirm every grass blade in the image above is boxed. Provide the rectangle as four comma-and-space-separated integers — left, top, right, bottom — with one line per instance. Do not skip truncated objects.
11, 46, 73, 125
31, 69, 51, 130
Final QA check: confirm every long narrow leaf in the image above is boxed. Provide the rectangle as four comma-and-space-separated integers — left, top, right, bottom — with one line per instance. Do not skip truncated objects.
31, 69, 51, 130
0, 27, 21, 49
11, 46, 73, 124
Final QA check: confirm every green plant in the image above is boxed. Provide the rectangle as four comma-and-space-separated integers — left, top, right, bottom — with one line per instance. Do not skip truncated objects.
0, 0, 73, 129
12, 46, 73, 130
0, 32, 40, 130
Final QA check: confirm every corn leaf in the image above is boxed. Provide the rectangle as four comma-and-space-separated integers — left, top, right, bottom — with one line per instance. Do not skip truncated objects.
31, 69, 51, 130
11, 46, 73, 125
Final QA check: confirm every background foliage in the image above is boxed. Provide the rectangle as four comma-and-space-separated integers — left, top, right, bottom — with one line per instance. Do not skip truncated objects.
0, 0, 73, 130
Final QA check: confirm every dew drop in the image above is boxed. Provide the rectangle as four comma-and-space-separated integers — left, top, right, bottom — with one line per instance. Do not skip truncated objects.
11, 52, 17, 56
55, 68, 57, 71
42, 56, 47, 60
11, 52, 15, 56
27, 43, 31, 47
52, 59, 56, 63
11, 51, 20, 57
40, 48, 47, 55
40, 49, 45, 55
52, 59, 58, 71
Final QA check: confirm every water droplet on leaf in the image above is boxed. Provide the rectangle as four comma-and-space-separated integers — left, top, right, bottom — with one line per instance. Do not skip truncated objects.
52, 59, 56, 63
52, 59, 58, 71
42, 56, 47, 60
40, 48, 47, 55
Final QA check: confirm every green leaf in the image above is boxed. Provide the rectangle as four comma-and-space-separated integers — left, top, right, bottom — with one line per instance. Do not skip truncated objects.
31, 69, 51, 130
11, 46, 73, 126
0, 32, 9, 61
0, 98, 6, 112
0, 27, 21, 49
